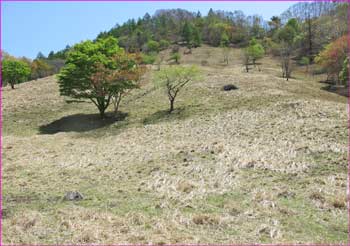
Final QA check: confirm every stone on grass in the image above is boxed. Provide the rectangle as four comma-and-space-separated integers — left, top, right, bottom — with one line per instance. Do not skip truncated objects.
64, 191, 84, 201
222, 84, 238, 91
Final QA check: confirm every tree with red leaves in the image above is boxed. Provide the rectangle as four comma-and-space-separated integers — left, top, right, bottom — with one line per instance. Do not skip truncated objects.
315, 35, 348, 84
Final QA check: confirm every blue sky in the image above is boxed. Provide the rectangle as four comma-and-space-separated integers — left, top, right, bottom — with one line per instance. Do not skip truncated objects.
2, 1, 296, 59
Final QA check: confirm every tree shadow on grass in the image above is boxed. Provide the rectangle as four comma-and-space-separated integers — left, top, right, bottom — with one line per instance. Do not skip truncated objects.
318, 80, 349, 97
142, 105, 201, 125
320, 84, 349, 97
39, 112, 128, 134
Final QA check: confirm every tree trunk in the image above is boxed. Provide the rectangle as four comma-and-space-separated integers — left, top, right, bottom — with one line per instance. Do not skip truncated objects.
113, 93, 123, 117
10, 82, 15, 89
169, 98, 175, 113
99, 107, 106, 119
97, 99, 107, 119
307, 17, 313, 62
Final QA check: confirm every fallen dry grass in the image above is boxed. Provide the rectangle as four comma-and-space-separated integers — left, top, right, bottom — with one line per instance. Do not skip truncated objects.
2, 46, 348, 243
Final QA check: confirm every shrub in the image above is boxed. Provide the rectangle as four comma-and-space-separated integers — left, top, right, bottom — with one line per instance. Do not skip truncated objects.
146, 40, 160, 53
141, 53, 157, 64
159, 39, 170, 50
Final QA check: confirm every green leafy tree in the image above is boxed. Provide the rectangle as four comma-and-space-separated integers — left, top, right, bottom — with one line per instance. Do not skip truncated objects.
220, 33, 230, 47
2, 59, 30, 89
207, 23, 230, 47
58, 37, 143, 118
141, 52, 157, 64
242, 38, 265, 71
246, 38, 265, 66
182, 21, 194, 46
146, 40, 160, 53
154, 65, 200, 113
193, 27, 202, 47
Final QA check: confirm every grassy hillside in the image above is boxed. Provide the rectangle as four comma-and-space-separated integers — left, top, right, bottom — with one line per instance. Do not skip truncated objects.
3, 46, 347, 243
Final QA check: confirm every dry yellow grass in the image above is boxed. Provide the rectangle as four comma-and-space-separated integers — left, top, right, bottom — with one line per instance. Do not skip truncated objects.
2, 46, 348, 243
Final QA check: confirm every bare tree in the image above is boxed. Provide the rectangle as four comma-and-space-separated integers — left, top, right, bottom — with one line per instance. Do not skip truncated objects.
154, 66, 200, 113
279, 43, 293, 81
222, 47, 230, 65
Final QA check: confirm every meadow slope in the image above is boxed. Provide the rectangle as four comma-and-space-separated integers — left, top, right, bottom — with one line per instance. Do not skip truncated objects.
2, 47, 348, 243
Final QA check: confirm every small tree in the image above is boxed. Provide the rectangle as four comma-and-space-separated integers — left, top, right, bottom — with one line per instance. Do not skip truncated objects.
279, 44, 293, 80
182, 21, 194, 46
220, 33, 230, 65
242, 51, 251, 73
299, 56, 310, 73
193, 27, 202, 47
246, 38, 265, 67
58, 37, 144, 118
154, 65, 200, 113
276, 18, 301, 81
222, 47, 230, 65
2, 59, 30, 89
242, 38, 265, 72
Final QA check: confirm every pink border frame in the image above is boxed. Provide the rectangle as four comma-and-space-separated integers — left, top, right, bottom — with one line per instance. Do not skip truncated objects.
0, 0, 349, 245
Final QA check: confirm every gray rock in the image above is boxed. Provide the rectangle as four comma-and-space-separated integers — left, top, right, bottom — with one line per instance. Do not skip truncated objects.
222, 84, 238, 91
64, 191, 84, 201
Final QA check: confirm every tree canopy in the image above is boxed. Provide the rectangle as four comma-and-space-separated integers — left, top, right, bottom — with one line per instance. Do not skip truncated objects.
315, 35, 348, 84
2, 59, 31, 89
58, 36, 144, 118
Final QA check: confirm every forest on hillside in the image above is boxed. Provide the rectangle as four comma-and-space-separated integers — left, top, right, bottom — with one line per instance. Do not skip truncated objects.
2, 1, 349, 88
